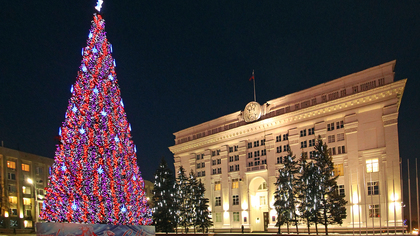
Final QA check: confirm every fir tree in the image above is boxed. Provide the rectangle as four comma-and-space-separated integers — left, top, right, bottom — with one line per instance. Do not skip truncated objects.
313, 136, 347, 235
188, 170, 199, 233
39, 5, 151, 225
152, 157, 175, 233
195, 180, 213, 233
274, 150, 300, 234
174, 166, 189, 233
297, 153, 317, 234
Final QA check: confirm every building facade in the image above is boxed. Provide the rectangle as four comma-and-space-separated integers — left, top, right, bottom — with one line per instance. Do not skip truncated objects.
169, 61, 406, 233
0, 147, 54, 231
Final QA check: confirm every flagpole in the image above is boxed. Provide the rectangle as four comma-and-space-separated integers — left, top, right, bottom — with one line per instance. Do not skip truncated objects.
252, 70, 256, 101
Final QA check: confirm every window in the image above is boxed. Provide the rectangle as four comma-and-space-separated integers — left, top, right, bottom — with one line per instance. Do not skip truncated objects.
369, 204, 380, 218
308, 127, 315, 135
217, 167, 221, 174
8, 185, 17, 193
22, 186, 31, 194
310, 151, 316, 159
258, 182, 267, 190
367, 181, 379, 195
309, 139, 315, 147
235, 164, 239, 171
283, 145, 290, 152
215, 213, 222, 222
229, 147, 233, 153
337, 133, 345, 141
212, 169, 216, 175
212, 151, 216, 156
215, 197, 221, 206
276, 135, 281, 142
248, 162, 254, 167
262, 159, 267, 165
201, 163, 205, 168
334, 164, 344, 176
332, 147, 336, 155
23, 198, 31, 205
366, 159, 379, 172
7, 173, 16, 180
202, 171, 205, 176
283, 134, 289, 141
233, 212, 240, 222
277, 156, 283, 164
327, 123, 335, 131
336, 121, 344, 129
338, 185, 345, 196
235, 155, 239, 161
338, 146, 346, 154
302, 152, 308, 158
212, 160, 216, 165
248, 143, 252, 149
232, 179, 239, 189
259, 196, 267, 205
25, 210, 32, 217
340, 89, 346, 97
300, 130, 307, 137
217, 159, 221, 164
300, 141, 307, 148
352, 86, 359, 94
11, 209, 18, 216
233, 195, 239, 205
197, 164, 201, 169
328, 135, 335, 143
261, 139, 266, 146
214, 181, 221, 191
197, 172, 201, 177
277, 146, 282, 153
248, 153, 252, 158
322, 95, 327, 102
7, 161, 16, 170
229, 156, 234, 162
254, 141, 259, 147
254, 150, 260, 157
261, 149, 266, 156
229, 165, 234, 172
9, 196, 17, 204
234, 145, 238, 151
216, 150, 220, 155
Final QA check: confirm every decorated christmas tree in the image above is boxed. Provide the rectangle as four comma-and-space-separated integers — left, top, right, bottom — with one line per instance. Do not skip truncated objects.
40, 2, 152, 225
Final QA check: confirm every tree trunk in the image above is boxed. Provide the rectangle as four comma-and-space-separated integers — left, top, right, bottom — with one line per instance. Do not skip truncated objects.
294, 214, 299, 234
323, 205, 328, 235
315, 223, 318, 235
287, 223, 290, 234
278, 224, 281, 235
307, 218, 310, 234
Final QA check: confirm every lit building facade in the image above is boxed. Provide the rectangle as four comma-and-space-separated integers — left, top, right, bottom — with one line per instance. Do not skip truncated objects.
0, 147, 54, 231
169, 61, 406, 233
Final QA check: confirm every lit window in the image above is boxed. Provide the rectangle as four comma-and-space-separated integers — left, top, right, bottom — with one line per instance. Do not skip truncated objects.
22, 164, 30, 172
22, 186, 31, 194
23, 198, 31, 205
259, 196, 266, 205
334, 164, 344, 176
233, 212, 240, 222
232, 179, 239, 189
24, 220, 33, 228
366, 159, 379, 172
9, 196, 17, 204
214, 181, 221, 191
369, 204, 380, 218
7, 161, 16, 170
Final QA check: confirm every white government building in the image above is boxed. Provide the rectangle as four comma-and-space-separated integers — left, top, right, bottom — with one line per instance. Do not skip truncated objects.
169, 60, 406, 233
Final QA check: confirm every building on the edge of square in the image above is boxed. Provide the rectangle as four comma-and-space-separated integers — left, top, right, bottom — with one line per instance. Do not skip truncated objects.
169, 60, 406, 233
0, 146, 54, 231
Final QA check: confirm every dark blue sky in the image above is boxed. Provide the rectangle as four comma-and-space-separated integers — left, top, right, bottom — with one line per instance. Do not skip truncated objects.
1, 0, 419, 189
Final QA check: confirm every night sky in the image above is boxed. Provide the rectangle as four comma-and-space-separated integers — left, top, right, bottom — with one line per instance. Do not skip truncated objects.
1, 0, 420, 212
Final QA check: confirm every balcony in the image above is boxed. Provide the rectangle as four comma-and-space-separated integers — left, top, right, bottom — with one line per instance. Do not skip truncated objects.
246, 164, 267, 172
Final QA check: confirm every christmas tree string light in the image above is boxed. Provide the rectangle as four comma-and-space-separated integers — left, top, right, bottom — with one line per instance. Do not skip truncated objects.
39, 5, 152, 225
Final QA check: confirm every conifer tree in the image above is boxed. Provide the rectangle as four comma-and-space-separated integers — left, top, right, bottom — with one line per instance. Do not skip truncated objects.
195, 180, 213, 233
274, 150, 300, 234
188, 170, 199, 233
313, 136, 347, 235
174, 166, 189, 233
297, 153, 317, 234
152, 157, 175, 233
